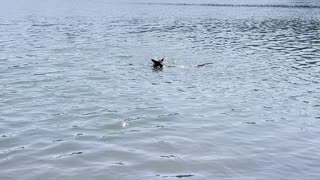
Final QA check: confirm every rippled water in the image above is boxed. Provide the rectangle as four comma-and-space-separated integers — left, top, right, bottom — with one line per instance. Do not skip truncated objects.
1, 0, 320, 179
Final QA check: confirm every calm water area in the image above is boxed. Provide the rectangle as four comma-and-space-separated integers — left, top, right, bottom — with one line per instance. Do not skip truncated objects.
0, 0, 320, 179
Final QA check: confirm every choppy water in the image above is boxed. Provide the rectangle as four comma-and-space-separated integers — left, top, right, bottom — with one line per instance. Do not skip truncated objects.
1, 0, 320, 179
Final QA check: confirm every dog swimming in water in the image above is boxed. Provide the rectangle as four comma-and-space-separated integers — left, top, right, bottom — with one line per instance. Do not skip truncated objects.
151, 58, 212, 70
151, 58, 164, 69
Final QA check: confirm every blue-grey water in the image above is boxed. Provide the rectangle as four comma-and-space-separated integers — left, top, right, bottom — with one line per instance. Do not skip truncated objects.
1, 0, 320, 179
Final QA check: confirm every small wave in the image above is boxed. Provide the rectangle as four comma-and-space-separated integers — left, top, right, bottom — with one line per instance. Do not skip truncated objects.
0, 23, 16, 26
137, 3, 320, 9
32, 24, 58, 27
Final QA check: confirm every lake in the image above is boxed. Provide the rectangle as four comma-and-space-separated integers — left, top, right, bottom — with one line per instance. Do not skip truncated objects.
0, 0, 320, 179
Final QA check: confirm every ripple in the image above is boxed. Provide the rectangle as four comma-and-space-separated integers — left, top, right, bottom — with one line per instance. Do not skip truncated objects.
1, 1, 319, 180
32, 24, 58, 27
136, 3, 320, 9
56, 151, 83, 158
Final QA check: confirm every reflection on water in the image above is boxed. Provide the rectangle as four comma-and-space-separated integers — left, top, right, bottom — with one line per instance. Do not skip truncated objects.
0, 0, 320, 179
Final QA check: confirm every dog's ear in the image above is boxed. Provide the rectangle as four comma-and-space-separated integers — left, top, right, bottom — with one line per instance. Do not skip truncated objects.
160, 58, 164, 62
151, 59, 157, 63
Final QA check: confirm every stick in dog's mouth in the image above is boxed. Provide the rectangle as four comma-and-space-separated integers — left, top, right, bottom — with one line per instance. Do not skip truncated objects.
151, 58, 213, 69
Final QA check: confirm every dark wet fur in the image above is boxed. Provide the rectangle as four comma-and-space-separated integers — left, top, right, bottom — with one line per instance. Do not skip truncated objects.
151, 58, 164, 69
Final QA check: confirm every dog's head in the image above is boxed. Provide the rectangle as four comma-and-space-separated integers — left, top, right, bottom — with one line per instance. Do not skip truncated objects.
151, 58, 164, 69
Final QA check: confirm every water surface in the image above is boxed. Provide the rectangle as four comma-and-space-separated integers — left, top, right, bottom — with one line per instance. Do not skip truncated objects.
0, 0, 320, 179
